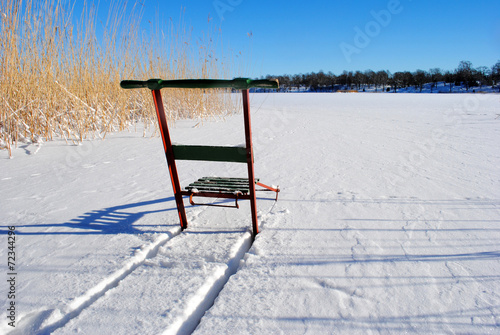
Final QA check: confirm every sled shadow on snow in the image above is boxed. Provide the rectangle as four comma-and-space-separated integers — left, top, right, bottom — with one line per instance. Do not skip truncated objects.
2, 196, 273, 235
2, 197, 180, 235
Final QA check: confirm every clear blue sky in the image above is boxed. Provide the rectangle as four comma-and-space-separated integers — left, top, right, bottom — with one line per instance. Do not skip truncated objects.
101, 0, 500, 78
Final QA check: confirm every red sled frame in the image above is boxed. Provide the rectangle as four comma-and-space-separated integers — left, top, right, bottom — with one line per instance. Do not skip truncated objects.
121, 78, 280, 237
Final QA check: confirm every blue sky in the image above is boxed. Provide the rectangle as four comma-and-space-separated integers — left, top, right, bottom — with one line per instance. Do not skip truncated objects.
99, 0, 499, 78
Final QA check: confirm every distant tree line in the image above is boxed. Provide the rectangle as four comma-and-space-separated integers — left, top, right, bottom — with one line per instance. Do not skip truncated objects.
261, 60, 500, 93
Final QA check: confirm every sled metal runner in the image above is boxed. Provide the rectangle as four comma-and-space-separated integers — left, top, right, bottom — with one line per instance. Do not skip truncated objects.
120, 78, 280, 237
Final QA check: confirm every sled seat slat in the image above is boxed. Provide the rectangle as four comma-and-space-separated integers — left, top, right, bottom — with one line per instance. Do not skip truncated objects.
185, 177, 260, 194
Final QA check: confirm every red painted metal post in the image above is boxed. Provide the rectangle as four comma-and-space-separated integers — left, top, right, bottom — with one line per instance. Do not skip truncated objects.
242, 89, 259, 237
151, 89, 188, 230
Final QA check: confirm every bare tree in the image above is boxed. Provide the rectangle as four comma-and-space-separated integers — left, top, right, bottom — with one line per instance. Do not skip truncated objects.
316, 70, 329, 91
364, 70, 375, 90
492, 60, 500, 91
392, 72, 405, 91
443, 70, 454, 92
375, 70, 389, 92
354, 71, 364, 90
456, 61, 474, 91
414, 70, 427, 92
277, 75, 291, 92
291, 74, 302, 91
327, 71, 337, 91
429, 68, 442, 93
475, 66, 490, 89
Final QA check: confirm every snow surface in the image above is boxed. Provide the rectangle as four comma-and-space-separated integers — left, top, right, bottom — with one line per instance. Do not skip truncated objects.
1, 93, 500, 334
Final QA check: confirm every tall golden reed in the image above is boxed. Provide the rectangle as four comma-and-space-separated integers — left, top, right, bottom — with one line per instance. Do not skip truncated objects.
0, 0, 235, 156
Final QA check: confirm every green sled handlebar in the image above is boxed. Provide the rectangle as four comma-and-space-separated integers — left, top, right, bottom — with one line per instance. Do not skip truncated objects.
120, 78, 279, 90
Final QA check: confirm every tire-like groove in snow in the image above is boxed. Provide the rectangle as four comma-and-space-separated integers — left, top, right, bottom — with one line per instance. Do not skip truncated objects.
13, 228, 181, 335
162, 231, 253, 335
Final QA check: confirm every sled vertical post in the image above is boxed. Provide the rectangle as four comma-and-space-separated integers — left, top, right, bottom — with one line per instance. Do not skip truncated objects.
242, 89, 259, 237
151, 89, 188, 230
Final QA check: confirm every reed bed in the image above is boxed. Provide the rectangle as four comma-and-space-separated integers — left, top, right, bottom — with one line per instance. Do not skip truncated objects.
0, 0, 236, 157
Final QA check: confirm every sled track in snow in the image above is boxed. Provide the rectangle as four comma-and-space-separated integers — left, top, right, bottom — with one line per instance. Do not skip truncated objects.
13, 228, 182, 334
13, 225, 253, 335
162, 231, 253, 335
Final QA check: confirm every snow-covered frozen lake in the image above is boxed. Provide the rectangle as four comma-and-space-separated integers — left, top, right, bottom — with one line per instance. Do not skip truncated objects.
1, 93, 499, 334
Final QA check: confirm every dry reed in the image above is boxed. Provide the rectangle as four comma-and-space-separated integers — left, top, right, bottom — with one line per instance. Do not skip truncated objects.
0, 0, 236, 157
